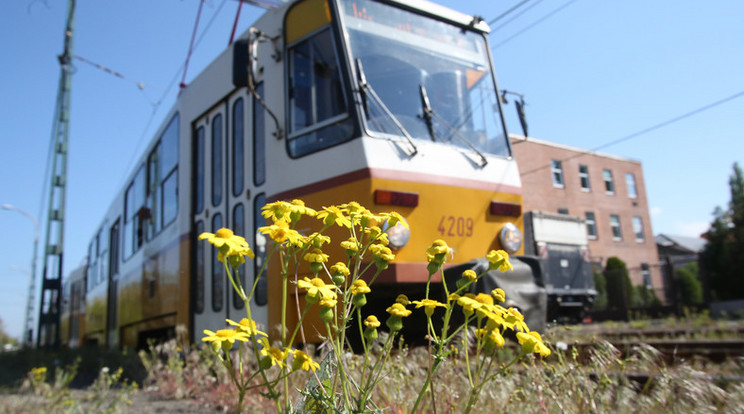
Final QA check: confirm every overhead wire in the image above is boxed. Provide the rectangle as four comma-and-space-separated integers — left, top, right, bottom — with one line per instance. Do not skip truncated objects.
520, 89, 744, 177
74, 55, 162, 106
487, 0, 531, 26
491, 0, 579, 49
490, 0, 546, 32
119, 0, 229, 185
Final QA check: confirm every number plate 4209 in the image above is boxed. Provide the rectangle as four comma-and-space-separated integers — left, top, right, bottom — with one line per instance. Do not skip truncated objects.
437, 216, 473, 237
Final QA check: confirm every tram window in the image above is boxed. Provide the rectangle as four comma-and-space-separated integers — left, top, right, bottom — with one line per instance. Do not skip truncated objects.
109, 219, 120, 278
211, 213, 224, 312
287, 28, 353, 157
146, 144, 161, 240
124, 165, 146, 258
98, 227, 108, 286
87, 241, 97, 288
160, 115, 179, 180
195, 126, 205, 214
254, 193, 268, 306
253, 83, 265, 186
212, 114, 223, 207
233, 99, 244, 197
232, 203, 246, 309
162, 169, 178, 226
194, 220, 205, 314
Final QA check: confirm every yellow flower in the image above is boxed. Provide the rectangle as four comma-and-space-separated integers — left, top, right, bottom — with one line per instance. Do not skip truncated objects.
31, 367, 47, 381
199, 228, 255, 262
258, 220, 304, 245
319, 295, 337, 308
340, 201, 365, 215
305, 232, 330, 248
475, 293, 494, 306
396, 294, 411, 306
258, 337, 288, 368
340, 237, 360, 252
486, 250, 513, 272
456, 295, 484, 317
330, 262, 350, 277
477, 328, 506, 349
516, 331, 551, 357
297, 277, 337, 302
386, 303, 412, 318
503, 307, 529, 332
261, 201, 293, 222
291, 349, 320, 372
462, 270, 477, 281
288, 199, 317, 217
226, 318, 267, 337
303, 248, 329, 264
316, 206, 352, 228
491, 288, 506, 303
411, 298, 448, 316
364, 315, 381, 328
202, 328, 250, 345
350, 279, 371, 296
380, 211, 409, 229
369, 244, 395, 262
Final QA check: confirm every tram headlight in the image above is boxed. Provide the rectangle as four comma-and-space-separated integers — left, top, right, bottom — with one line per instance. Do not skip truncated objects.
383, 218, 410, 250
499, 222, 522, 254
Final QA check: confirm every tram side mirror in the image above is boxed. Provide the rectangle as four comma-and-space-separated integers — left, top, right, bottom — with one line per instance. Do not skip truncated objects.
233, 38, 250, 87
515, 99, 529, 138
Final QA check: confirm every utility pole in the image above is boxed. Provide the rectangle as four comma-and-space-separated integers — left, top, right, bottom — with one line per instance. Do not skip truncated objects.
38, 0, 76, 348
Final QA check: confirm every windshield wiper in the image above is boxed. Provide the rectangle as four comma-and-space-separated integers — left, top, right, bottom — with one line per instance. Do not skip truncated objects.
355, 59, 418, 157
419, 84, 436, 142
419, 83, 488, 167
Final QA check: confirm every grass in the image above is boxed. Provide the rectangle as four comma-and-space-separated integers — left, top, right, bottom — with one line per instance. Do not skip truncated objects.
1, 318, 743, 413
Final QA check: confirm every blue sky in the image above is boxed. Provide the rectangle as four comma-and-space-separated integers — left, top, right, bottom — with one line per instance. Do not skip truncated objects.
1, 0, 742, 340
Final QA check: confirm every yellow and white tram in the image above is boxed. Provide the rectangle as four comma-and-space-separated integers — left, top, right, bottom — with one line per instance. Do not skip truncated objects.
77, 0, 546, 349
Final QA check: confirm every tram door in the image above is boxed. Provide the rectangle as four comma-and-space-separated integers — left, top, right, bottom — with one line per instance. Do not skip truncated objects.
192, 92, 268, 338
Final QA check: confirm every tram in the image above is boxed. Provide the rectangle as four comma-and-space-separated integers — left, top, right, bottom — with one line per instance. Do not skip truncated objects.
77, 0, 547, 349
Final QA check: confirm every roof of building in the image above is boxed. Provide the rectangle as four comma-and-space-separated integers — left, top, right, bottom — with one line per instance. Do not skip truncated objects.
655, 233, 707, 254
509, 134, 641, 164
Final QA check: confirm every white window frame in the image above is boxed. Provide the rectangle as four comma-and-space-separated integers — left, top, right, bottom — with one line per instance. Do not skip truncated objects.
626, 173, 638, 199
603, 169, 615, 195
632, 216, 645, 242
585, 211, 597, 239
579, 164, 590, 192
610, 214, 622, 241
551, 160, 564, 188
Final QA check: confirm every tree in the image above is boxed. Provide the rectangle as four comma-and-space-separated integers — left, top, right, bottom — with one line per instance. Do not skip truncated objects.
604, 257, 632, 309
675, 262, 703, 305
593, 272, 608, 310
700, 162, 744, 301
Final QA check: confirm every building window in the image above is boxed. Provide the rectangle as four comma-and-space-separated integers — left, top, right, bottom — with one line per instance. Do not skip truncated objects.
551, 160, 564, 188
641, 263, 651, 288
633, 216, 645, 242
626, 173, 638, 199
579, 164, 590, 191
557, 208, 569, 215
610, 214, 622, 241
585, 211, 597, 239
603, 169, 615, 194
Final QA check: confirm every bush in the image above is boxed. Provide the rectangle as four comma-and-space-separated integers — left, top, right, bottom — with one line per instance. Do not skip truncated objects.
604, 257, 632, 310
676, 263, 703, 305
593, 273, 608, 310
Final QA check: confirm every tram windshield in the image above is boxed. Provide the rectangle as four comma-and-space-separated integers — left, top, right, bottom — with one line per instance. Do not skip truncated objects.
340, 0, 510, 157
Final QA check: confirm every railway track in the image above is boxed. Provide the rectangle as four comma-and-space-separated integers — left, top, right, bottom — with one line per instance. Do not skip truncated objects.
559, 339, 744, 364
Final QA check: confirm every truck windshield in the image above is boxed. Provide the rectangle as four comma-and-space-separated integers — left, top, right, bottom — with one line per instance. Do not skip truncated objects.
339, 0, 509, 157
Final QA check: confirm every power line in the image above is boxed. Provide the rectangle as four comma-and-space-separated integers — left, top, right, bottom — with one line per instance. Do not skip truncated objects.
487, 0, 531, 26
119, 0, 229, 185
520, 89, 744, 176
490, 0, 546, 33
491, 0, 579, 50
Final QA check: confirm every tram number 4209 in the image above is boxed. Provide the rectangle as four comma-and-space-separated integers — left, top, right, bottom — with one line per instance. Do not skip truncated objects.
438, 216, 474, 237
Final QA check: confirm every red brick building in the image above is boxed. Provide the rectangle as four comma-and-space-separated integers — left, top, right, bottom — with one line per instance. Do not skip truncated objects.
510, 135, 665, 299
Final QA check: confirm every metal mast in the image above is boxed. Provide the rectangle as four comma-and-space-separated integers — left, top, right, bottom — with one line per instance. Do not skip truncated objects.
38, 0, 76, 348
